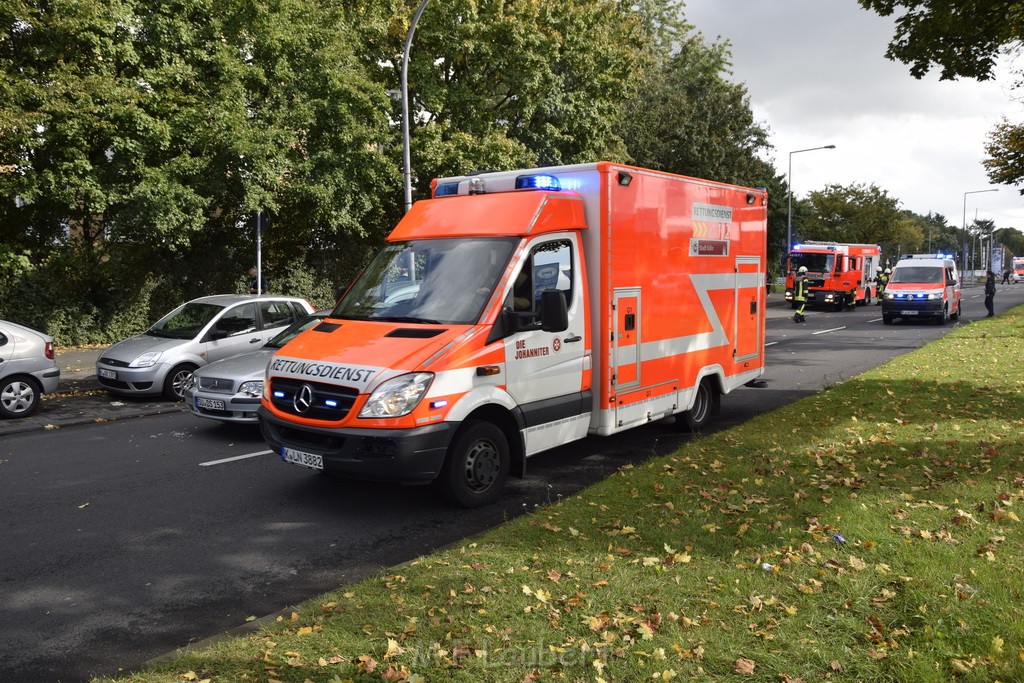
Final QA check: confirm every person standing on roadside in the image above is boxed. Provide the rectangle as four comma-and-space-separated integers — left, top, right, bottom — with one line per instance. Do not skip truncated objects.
792, 266, 809, 323
1002, 269, 1011, 285
874, 267, 886, 305
985, 270, 996, 317
247, 266, 268, 294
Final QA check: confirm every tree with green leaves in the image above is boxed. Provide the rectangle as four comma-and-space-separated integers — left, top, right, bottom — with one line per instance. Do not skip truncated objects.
800, 182, 922, 260
857, 0, 1023, 81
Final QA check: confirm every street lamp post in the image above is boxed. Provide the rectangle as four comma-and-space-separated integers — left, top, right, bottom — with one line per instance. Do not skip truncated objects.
961, 189, 997, 279
786, 145, 836, 257
401, 0, 431, 214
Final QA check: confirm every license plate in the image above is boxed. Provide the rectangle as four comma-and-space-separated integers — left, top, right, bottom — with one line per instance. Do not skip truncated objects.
196, 397, 225, 411
281, 447, 324, 470
98, 368, 117, 379
900, 310, 918, 315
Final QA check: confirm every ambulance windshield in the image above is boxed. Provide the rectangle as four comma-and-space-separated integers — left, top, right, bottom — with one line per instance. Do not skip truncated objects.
333, 238, 518, 325
888, 266, 943, 284
789, 253, 834, 273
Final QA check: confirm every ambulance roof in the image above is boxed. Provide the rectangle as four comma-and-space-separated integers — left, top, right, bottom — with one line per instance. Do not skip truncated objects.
894, 256, 955, 269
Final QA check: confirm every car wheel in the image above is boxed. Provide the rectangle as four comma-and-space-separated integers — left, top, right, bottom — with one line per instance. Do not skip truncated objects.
950, 303, 959, 321
937, 305, 949, 325
163, 364, 198, 400
882, 314, 893, 325
0, 376, 42, 418
438, 420, 509, 508
675, 378, 719, 433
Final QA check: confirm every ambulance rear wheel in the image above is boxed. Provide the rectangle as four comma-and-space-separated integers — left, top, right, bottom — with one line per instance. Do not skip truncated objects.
675, 379, 719, 433
438, 420, 509, 508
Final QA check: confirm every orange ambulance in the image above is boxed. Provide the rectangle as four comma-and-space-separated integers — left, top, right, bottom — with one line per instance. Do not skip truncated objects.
259, 162, 768, 506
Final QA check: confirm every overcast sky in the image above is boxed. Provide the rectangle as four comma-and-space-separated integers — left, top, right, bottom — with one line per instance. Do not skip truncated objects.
683, 0, 1024, 233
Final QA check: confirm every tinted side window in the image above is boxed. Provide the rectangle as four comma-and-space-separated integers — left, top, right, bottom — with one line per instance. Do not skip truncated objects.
0, 332, 7, 347
260, 301, 294, 329
290, 301, 309, 318
213, 304, 258, 336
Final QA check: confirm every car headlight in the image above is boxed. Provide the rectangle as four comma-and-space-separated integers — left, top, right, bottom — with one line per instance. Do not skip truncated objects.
886, 292, 896, 299
239, 380, 263, 397
131, 351, 162, 368
359, 372, 434, 418
927, 292, 940, 300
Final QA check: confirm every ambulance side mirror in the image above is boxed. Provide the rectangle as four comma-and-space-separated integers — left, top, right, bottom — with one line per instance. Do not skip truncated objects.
539, 289, 569, 333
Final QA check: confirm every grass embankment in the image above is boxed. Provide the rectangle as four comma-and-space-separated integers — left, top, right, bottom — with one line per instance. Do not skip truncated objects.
101, 311, 1024, 683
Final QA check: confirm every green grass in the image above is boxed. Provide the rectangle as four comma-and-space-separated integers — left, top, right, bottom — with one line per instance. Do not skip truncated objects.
98, 310, 1024, 683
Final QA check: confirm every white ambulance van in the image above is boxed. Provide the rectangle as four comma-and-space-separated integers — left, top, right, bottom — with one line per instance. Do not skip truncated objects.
259, 163, 768, 506
881, 254, 961, 325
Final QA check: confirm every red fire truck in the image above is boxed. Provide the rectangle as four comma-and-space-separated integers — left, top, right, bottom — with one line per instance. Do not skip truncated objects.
785, 241, 882, 310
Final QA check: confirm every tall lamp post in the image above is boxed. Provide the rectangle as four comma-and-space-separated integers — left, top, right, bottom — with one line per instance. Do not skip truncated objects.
786, 145, 836, 255
401, 0, 431, 214
962, 188, 997, 278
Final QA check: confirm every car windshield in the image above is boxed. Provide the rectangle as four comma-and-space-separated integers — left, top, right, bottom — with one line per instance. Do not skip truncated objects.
147, 302, 224, 339
265, 314, 326, 349
789, 253, 834, 273
334, 238, 518, 325
889, 266, 943, 284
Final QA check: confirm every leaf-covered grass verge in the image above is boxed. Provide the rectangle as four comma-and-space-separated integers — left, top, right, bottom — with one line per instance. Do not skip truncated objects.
97, 310, 1024, 683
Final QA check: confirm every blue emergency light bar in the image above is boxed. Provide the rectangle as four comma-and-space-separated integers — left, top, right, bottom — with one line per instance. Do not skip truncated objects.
434, 182, 460, 197
515, 174, 561, 191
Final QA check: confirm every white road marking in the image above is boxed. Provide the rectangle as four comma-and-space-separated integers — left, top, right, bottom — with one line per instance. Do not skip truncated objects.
812, 326, 846, 335
765, 341, 779, 346
199, 450, 272, 467
970, 294, 981, 298
868, 317, 883, 322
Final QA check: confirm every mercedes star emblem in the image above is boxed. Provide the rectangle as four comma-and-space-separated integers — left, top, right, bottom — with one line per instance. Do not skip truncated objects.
294, 384, 314, 413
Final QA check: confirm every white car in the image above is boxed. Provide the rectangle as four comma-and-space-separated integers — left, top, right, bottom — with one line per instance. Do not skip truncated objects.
0, 320, 61, 418
184, 311, 327, 424
96, 295, 314, 400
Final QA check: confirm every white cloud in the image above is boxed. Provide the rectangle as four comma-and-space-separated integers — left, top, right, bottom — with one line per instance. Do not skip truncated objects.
683, 0, 1024, 231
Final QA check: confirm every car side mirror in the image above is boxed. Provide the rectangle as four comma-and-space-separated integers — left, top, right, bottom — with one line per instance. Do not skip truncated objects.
539, 289, 568, 333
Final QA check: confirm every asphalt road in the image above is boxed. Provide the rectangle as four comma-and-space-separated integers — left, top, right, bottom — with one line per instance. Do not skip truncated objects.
3, 284, 1022, 682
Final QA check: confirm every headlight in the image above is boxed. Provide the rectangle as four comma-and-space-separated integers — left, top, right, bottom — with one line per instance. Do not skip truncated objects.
131, 351, 162, 368
927, 292, 940, 300
239, 380, 263, 397
886, 292, 895, 299
359, 372, 434, 418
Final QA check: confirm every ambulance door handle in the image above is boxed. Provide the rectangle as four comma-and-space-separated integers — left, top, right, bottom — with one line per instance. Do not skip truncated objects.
564, 334, 582, 343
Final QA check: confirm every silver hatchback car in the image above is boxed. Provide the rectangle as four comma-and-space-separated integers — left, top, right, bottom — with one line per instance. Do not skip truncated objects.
183, 311, 328, 424
0, 320, 61, 418
96, 294, 314, 400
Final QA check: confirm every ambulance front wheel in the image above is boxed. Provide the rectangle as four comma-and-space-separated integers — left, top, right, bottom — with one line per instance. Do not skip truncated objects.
438, 420, 510, 508
675, 379, 719, 433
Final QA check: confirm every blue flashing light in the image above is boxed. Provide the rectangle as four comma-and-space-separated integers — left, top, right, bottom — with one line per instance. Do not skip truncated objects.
434, 182, 460, 197
273, 390, 286, 399
515, 174, 561, 191
324, 399, 338, 408
430, 399, 448, 409
793, 244, 803, 250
